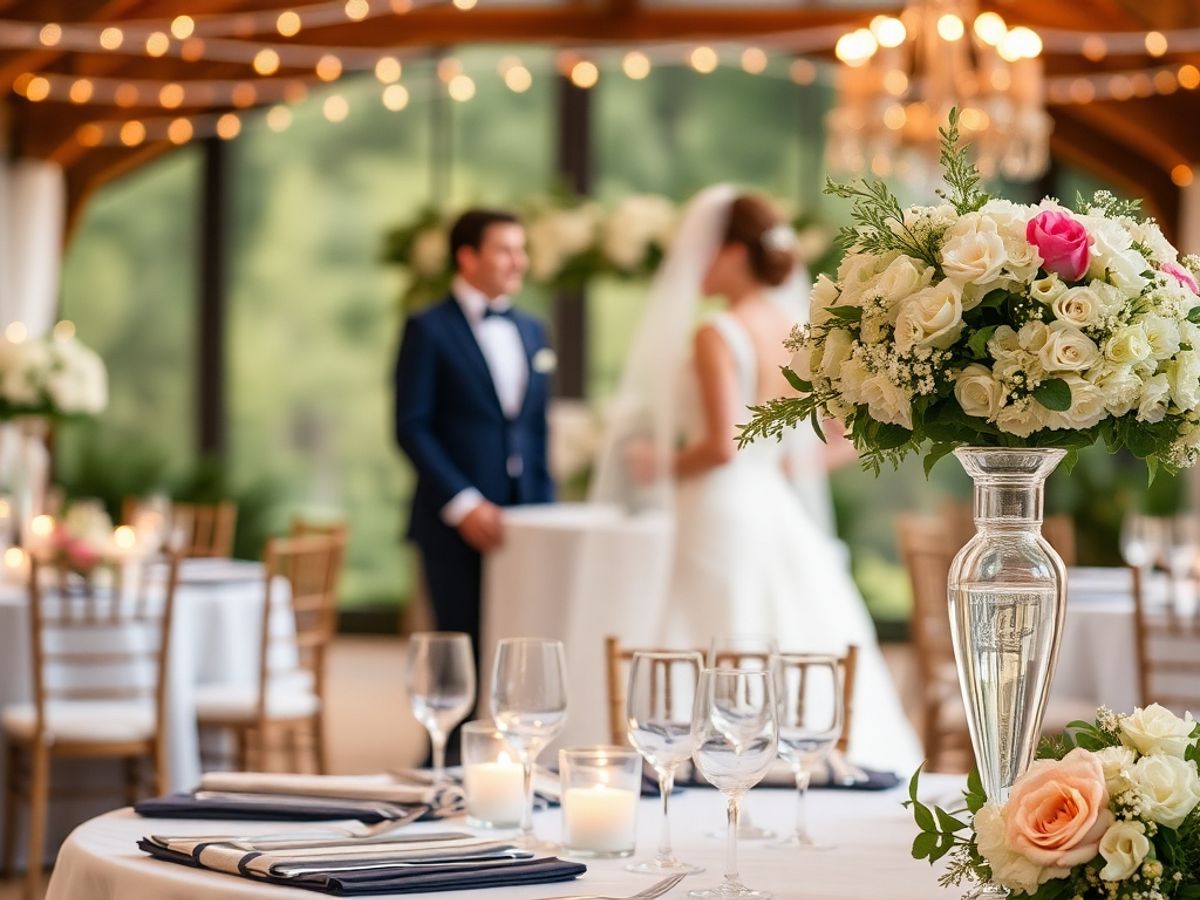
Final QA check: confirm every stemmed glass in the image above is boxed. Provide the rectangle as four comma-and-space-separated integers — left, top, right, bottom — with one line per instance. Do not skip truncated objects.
1165, 515, 1198, 615
1120, 513, 1164, 572
490, 638, 568, 851
707, 636, 779, 841
625, 651, 704, 875
689, 668, 779, 900
406, 632, 476, 786
770, 654, 843, 851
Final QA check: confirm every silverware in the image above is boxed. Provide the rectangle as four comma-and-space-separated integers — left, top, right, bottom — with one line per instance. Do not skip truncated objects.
536, 872, 686, 900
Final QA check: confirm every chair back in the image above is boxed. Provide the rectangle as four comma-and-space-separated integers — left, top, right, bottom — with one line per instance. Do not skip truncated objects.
26, 553, 181, 752
896, 515, 957, 680
256, 533, 345, 718
603, 636, 858, 754
171, 501, 238, 558
1131, 567, 1200, 712
290, 515, 348, 542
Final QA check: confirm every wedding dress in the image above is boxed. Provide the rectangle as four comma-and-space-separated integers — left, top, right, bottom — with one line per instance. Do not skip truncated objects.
659, 311, 923, 773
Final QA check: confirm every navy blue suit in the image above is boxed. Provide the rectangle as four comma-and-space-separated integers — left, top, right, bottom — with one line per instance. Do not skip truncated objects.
394, 295, 554, 660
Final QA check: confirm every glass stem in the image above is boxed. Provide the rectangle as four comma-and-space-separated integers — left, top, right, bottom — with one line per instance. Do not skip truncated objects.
725, 793, 741, 887
656, 766, 676, 863
431, 733, 447, 786
794, 767, 812, 842
520, 757, 535, 840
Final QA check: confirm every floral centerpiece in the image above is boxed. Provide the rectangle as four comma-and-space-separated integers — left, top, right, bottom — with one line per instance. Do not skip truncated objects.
911, 705, 1200, 899
739, 110, 1200, 477
0, 330, 108, 420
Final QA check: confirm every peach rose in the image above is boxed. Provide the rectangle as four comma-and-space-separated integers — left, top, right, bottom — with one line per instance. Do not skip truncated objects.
1004, 748, 1114, 869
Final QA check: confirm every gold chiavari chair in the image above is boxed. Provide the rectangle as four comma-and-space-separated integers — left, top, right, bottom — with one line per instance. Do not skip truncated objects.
1, 553, 180, 899
1131, 566, 1200, 711
603, 637, 858, 755
195, 533, 345, 774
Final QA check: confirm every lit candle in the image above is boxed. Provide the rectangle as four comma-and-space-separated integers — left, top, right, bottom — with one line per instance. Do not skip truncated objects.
464, 750, 525, 827
2, 546, 27, 582
562, 782, 639, 855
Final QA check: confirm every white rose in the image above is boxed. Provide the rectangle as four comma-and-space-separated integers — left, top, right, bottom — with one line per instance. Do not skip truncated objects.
941, 214, 1009, 286
1131, 220, 1178, 265
1052, 287, 1103, 329
837, 355, 869, 405
1137, 373, 1172, 423
1143, 315, 1182, 360
1047, 375, 1107, 430
1018, 321, 1050, 353
1133, 753, 1200, 828
1095, 366, 1144, 417
1030, 275, 1067, 305
988, 325, 1022, 360
1039, 321, 1101, 373
981, 198, 1035, 230
1095, 746, 1138, 796
1104, 325, 1153, 367
955, 364, 1004, 420
821, 328, 854, 381
836, 251, 891, 306
810, 273, 840, 318
974, 803, 1066, 896
1090, 280, 1127, 316
997, 399, 1049, 438
894, 280, 965, 353
1098, 820, 1150, 882
1002, 232, 1042, 283
860, 373, 912, 429
874, 255, 935, 313
1106, 251, 1151, 294
1085, 218, 1149, 294
1121, 703, 1196, 758
1168, 349, 1200, 411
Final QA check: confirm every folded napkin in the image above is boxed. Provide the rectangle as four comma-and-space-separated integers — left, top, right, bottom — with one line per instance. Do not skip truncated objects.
677, 756, 899, 792
135, 792, 432, 825
138, 830, 587, 895
199, 772, 445, 806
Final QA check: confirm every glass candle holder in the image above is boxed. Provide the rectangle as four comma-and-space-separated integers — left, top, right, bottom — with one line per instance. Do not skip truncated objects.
560, 747, 641, 859
462, 720, 525, 829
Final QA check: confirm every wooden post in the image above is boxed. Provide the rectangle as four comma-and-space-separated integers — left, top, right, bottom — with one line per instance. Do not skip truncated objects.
554, 74, 591, 399
198, 137, 228, 458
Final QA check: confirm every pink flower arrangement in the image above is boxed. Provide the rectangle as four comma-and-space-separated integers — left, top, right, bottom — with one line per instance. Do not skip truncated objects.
1026, 210, 1090, 282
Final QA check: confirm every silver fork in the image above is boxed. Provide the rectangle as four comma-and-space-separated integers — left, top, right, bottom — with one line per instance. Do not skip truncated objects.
537, 872, 686, 900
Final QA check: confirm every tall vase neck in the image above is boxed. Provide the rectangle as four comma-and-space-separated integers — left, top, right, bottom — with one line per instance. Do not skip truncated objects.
974, 479, 1044, 526
954, 447, 1065, 528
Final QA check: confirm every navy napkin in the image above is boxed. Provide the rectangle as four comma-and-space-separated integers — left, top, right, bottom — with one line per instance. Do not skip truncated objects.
134, 793, 444, 824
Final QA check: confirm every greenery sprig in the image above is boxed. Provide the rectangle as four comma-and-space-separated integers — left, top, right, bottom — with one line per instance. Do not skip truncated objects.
936, 108, 987, 215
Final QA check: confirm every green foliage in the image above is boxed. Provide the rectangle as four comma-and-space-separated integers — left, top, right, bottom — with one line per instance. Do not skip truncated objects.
936, 108, 988, 215
824, 175, 942, 271
1032, 378, 1072, 412
1073, 189, 1143, 220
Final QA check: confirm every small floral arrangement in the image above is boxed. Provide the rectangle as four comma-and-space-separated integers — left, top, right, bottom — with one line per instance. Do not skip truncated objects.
0, 330, 107, 420
739, 109, 1200, 477
910, 704, 1200, 899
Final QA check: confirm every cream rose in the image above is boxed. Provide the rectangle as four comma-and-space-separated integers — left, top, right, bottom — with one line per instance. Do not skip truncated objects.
1098, 820, 1150, 882
1004, 748, 1114, 870
1132, 753, 1200, 828
1120, 703, 1196, 758
1048, 375, 1106, 430
1143, 315, 1182, 360
1168, 349, 1200, 411
809, 273, 840, 322
837, 355, 870, 405
894, 280, 965, 353
975, 804, 1066, 896
1104, 325, 1152, 367
1029, 274, 1067, 305
1137, 374, 1172, 423
1095, 366, 1144, 417
860, 373, 913, 429
1039, 321, 1101, 373
955, 364, 1004, 420
1095, 746, 1138, 796
997, 398, 1050, 438
1003, 232, 1042, 283
1052, 287, 1103, 329
820, 328, 854, 381
941, 214, 1009, 286
874, 255, 935, 312
1087, 218, 1149, 294
1018, 321, 1050, 353
988, 325, 1021, 360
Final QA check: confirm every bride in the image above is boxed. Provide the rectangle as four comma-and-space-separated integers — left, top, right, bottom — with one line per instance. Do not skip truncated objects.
588, 185, 921, 772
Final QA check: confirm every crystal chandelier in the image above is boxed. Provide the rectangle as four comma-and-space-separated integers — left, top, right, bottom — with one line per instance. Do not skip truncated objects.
826, 0, 1052, 183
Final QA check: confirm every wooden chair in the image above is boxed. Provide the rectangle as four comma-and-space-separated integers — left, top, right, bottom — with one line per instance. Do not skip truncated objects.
195, 533, 345, 774
290, 515, 348, 542
940, 500, 1077, 565
603, 636, 858, 755
2, 553, 180, 898
1131, 566, 1200, 711
170, 501, 238, 559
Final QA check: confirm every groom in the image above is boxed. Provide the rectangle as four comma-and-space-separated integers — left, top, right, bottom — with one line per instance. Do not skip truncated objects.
394, 209, 555, 669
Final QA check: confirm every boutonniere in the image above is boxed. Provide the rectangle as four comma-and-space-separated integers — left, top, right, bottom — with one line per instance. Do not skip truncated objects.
532, 347, 558, 374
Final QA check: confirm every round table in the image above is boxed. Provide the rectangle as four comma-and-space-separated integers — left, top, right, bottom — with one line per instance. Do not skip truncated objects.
45, 775, 959, 899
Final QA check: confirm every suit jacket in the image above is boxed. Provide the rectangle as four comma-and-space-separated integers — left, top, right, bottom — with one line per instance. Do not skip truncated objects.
394, 294, 555, 545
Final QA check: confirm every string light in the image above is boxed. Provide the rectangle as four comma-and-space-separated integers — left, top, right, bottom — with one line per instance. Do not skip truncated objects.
254, 48, 281, 75
382, 83, 410, 109
344, 0, 369, 20
322, 94, 349, 121
740, 47, 768, 74
1180, 64, 1200, 89
24, 76, 50, 102
835, 29, 877, 67
232, 83, 257, 107
437, 57, 462, 82
789, 58, 817, 84
216, 112, 241, 139
69, 79, 93, 104
315, 53, 342, 81
77, 123, 103, 147
936, 14, 964, 42
266, 104, 293, 130
1145, 31, 1168, 57
972, 12, 1005, 47
170, 16, 195, 39
38, 23, 61, 46
159, 82, 185, 108
145, 31, 169, 56
374, 56, 402, 83
276, 11, 302, 37
448, 73, 476, 100
167, 117, 193, 144
1082, 35, 1107, 61
52, 320, 75, 340
180, 38, 205, 61
1172, 164, 1193, 187
569, 61, 598, 89
689, 46, 718, 74
622, 51, 651, 80
119, 120, 146, 146
453, 0, 477, 8
883, 70, 908, 95
870, 16, 907, 48
114, 83, 139, 107
1154, 70, 1178, 94
504, 65, 532, 92
99, 26, 124, 50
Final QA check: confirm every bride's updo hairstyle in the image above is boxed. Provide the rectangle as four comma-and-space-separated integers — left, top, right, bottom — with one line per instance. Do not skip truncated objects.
723, 194, 796, 287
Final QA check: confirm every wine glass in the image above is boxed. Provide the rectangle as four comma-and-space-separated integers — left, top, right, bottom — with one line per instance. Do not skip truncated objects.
689, 668, 778, 900
625, 651, 704, 875
1120, 513, 1163, 571
490, 637, 568, 851
1166, 514, 1198, 615
707, 635, 779, 841
406, 632, 476, 785
770, 654, 843, 851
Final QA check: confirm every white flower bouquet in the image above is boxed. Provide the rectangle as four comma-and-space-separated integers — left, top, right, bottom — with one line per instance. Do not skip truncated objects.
0, 331, 108, 419
740, 110, 1200, 476
911, 705, 1200, 899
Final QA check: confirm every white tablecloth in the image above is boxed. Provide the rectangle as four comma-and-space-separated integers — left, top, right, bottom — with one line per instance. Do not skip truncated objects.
45, 775, 959, 899
0, 558, 292, 860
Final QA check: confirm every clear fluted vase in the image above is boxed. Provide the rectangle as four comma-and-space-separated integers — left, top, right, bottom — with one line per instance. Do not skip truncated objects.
948, 448, 1068, 899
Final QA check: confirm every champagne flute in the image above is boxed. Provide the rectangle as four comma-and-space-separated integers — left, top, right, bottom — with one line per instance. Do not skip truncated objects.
490, 637, 568, 851
707, 635, 779, 841
625, 651, 704, 875
406, 632, 476, 785
689, 668, 778, 900
770, 654, 843, 851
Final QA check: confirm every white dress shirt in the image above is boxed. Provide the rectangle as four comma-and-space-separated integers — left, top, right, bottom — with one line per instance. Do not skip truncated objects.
441, 276, 529, 527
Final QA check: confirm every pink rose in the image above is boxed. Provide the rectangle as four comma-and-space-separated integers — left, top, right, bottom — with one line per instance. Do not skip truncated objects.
1004, 748, 1114, 869
1161, 261, 1199, 295
1026, 211, 1090, 282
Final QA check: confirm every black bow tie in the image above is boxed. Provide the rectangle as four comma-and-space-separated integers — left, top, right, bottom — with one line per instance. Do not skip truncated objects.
482, 306, 515, 322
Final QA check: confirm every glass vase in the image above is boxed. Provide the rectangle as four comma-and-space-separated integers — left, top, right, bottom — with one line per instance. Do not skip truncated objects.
947, 448, 1068, 899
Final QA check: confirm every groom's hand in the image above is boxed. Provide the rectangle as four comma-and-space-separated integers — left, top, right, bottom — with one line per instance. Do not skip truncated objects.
459, 501, 504, 552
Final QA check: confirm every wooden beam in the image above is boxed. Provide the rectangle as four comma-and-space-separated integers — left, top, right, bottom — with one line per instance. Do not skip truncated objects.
0, 0, 150, 85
